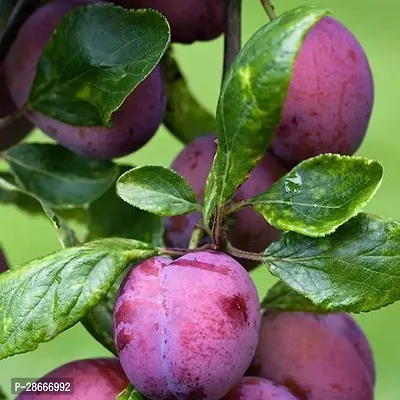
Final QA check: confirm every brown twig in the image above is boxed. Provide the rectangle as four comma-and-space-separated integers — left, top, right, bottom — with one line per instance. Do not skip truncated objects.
0, 103, 27, 129
260, 0, 277, 21
226, 241, 263, 262
159, 244, 213, 257
223, 0, 242, 78
210, 0, 242, 248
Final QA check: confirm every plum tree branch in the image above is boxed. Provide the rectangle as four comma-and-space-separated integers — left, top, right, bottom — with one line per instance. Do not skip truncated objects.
223, 0, 242, 77
225, 241, 263, 262
159, 247, 188, 257
159, 244, 213, 257
210, 0, 242, 249
0, 0, 41, 63
260, 0, 276, 21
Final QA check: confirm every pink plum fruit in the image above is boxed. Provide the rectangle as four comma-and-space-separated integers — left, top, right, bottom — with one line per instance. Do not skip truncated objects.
112, 0, 224, 44
222, 377, 299, 400
248, 311, 374, 399
270, 16, 374, 167
322, 312, 375, 384
4, 0, 166, 159
16, 358, 129, 399
113, 251, 261, 399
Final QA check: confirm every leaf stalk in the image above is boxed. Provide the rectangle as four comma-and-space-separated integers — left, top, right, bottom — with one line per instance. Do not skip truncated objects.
0, 104, 27, 130
188, 226, 205, 250
224, 199, 251, 215
225, 241, 263, 262
159, 244, 213, 258
260, 0, 277, 21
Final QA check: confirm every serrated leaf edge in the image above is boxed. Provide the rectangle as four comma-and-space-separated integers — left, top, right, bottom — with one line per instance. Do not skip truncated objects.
252, 153, 384, 238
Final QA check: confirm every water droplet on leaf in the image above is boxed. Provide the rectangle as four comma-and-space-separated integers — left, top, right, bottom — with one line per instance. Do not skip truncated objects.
284, 172, 302, 196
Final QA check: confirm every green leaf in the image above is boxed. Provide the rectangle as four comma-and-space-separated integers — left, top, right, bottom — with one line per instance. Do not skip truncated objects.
0, 172, 86, 223
0, 238, 158, 360
162, 49, 215, 144
117, 384, 147, 400
81, 270, 126, 356
28, 3, 170, 127
203, 6, 329, 227
249, 154, 383, 237
3, 143, 118, 208
39, 201, 79, 248
0, 172, 43, 215
261, 281, 328, 313
263, 213, 400, 313
116, 165, 200, 216
0, 174, 78, 248
82, 165, 164, 353
87, 165, 164, 245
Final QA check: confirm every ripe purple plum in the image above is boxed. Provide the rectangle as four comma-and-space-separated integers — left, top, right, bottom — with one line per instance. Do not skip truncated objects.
113, 0, 224, 44
222, 377, 299, 400
4, 0, 166, 160
16, 358, 129, 399
322, 312, 375, 384
113, 252, 261, 399
248, 311, 374, 399
270, 16, 374, 167
164, 134, 288, 267
0, 67, 32, 151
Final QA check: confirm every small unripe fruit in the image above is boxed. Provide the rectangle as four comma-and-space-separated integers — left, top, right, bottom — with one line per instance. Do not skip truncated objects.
164, 134, 288, 268
270, 16, 374, 167
222, 377, 299, 400
112, 0, 224, 44
113, 252, 261, 399
16, 358, 129, 399
4, 0, 166, 159
0, 67, 32, 151
248, 311, 374, 400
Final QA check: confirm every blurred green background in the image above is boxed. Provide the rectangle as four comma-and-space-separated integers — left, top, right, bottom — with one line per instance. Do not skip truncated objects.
0, 0, 399, 398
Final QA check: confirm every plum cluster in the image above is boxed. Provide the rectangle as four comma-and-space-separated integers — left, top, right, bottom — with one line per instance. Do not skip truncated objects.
1, 0, 373, 163
10, 1, 377, 399
111, 255, 375, 399
17, 252, 375, 399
